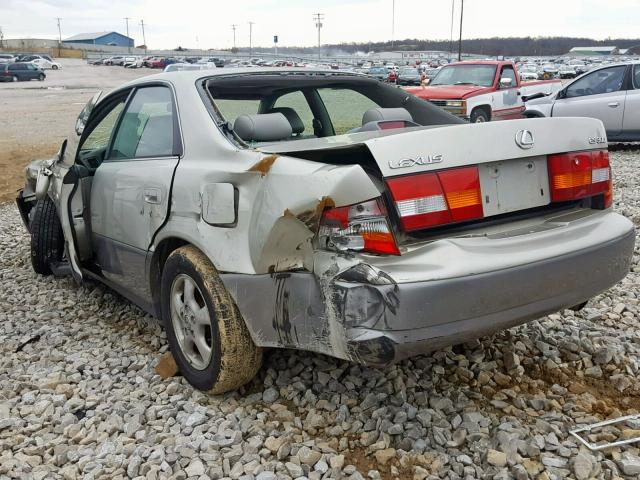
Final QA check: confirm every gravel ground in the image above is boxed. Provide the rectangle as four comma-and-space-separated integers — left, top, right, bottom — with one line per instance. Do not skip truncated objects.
1, 151, 640, 480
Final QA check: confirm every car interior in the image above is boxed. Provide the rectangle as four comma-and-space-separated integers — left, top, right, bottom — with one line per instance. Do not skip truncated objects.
204, 73, 463, 145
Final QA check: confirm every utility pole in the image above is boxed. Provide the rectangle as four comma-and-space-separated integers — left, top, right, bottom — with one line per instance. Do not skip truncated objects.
0, 26, 4, 50
457, 0, 464, 61
124, 17, 131, 53
139, 20, 147, 52
313, 13, 324, 62
56, 18, 62, 57
231, 24, 237, 50
248, 22, 254, 58
391, 0, 395, 50
449, 0, 454, 56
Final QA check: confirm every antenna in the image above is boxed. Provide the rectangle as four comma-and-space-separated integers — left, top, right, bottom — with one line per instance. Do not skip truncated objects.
313, 13, 324, 61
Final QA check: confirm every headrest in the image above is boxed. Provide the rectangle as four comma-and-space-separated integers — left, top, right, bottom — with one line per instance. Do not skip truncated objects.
233, 113, 292, 142
362, 108, 413, 126
267, 107, 305, 135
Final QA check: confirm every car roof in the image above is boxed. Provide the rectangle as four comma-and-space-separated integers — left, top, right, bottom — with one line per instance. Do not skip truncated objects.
117, 67, 367, 91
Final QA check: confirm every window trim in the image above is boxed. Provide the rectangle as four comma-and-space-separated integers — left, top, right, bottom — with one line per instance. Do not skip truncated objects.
104, 82, 183, 162
75, 89, 132, 164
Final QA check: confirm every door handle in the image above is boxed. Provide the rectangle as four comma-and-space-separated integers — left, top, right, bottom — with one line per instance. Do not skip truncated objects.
143, 188, 161, 204
608, 102, 620, 108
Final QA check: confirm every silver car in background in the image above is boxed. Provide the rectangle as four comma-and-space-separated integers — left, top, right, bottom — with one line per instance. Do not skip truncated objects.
526, 62, 640, 142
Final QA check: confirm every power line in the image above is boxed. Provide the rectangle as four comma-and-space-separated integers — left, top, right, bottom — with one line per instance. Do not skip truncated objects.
391, 0, 395, 50
458, 0, 464, 61
313, 13, 324, 61
449, 0, 455, 56
124, 17, 131, 53
248, 21, 254, 57
139, 20, 147, 52
56, 18, 62, 57
231, 24, 237, 50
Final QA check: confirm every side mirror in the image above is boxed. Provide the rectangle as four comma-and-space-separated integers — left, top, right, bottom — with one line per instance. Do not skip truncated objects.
499, 77, 513, 88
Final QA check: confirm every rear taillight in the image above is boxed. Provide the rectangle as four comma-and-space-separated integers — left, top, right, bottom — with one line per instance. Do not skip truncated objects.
318, 199, 400, 255
548, 150, 612, 207
386, 166, 484, 231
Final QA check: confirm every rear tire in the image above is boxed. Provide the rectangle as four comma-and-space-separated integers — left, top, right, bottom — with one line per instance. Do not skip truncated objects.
30, 196, 65, 275
470, 108, 490, 123
161, 245, 262, 394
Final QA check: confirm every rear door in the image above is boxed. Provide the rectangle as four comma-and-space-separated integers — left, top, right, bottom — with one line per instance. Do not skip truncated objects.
552, 65, 627, 137
26, 63, 39, 79
89, 84, 181, 300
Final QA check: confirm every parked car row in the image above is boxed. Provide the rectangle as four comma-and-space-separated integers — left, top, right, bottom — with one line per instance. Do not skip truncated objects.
0, 53, 61, 70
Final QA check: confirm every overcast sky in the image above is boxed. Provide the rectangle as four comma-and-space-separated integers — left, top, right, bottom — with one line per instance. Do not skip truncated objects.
2, 0, 639, 49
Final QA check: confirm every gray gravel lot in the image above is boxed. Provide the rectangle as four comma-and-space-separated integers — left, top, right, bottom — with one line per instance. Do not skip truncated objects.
1, 151, 640, 479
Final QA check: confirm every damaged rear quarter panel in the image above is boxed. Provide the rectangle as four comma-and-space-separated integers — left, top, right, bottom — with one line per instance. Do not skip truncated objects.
154, 133, 381, 357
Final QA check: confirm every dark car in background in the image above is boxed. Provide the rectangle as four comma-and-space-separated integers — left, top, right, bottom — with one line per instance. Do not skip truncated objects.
395, 66, 423, 86
367, 66, 389, 81
0, 62, 45, 82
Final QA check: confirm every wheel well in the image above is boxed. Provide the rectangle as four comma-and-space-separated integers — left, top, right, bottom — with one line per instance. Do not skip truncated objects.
471, 105, 491, 120
524, 110, 545, 118
149, 237, 189, 319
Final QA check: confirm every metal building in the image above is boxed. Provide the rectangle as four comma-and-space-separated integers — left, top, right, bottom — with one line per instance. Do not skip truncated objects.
63, 32, 134, 48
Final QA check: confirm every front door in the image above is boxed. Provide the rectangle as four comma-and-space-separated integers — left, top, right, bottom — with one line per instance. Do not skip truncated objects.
552, 65, 627, 137
89, 85, 181, 304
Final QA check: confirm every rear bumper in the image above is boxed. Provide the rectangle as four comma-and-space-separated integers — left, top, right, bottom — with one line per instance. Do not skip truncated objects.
225, 210, 634, 367
343, 218, 634, 365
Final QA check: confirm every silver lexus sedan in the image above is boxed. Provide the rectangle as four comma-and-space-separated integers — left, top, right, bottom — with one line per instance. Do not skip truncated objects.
17, 68, 634, 393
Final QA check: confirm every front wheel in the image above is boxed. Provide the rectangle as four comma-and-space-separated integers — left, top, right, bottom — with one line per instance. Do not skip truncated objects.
52, 65, 59, 70
30, 196, 65, 275
38, 74, 45, 81
470, 108, 490, 123
12, 75, 18, 82
161, 245, 262, 394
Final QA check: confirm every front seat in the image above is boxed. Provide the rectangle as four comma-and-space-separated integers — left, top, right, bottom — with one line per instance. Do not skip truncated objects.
266, 107, 305, 137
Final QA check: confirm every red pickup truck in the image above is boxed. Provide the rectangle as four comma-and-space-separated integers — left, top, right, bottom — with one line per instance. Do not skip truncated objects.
405, 60, 562, 123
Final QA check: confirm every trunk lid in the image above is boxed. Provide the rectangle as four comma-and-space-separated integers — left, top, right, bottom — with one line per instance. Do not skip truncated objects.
260, 117, 605, 178
259, 117, 608, 232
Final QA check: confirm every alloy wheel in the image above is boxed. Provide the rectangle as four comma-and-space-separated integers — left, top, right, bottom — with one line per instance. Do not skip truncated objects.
169, 274, 213, 370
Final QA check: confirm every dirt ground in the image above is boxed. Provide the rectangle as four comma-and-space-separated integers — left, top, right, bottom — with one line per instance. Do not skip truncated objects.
0, 59, 153, 203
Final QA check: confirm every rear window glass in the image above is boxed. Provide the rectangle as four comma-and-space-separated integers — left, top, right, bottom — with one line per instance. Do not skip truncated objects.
215, 99, 260, 124
318, 88, 380, 135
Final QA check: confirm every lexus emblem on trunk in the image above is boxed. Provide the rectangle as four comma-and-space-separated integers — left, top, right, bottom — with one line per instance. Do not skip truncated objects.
515, 129, 535, 149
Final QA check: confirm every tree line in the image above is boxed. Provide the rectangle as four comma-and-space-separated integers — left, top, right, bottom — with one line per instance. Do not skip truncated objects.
242, 37, 640, 57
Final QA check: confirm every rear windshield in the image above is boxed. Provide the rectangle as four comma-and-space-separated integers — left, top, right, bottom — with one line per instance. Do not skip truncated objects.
204, 72, 463, 145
